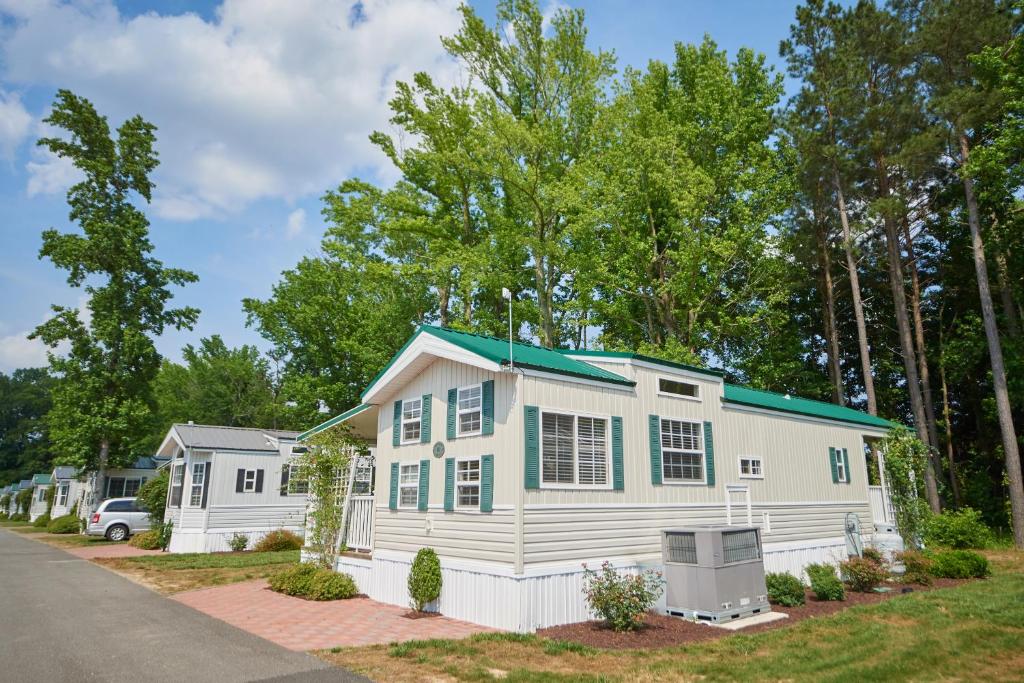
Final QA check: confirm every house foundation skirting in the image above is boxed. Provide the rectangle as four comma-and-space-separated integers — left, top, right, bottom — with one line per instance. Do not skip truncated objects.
332, 536, 853, 632
168, 525, 305, 553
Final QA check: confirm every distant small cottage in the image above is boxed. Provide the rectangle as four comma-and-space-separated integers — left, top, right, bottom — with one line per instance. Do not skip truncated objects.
75, 456, 168, 524
49, 466, 82, 519
28, 473, 53, 522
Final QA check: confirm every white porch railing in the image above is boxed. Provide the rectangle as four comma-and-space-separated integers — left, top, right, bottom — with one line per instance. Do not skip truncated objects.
344, 495, 375, 552
869, 485, 895, 525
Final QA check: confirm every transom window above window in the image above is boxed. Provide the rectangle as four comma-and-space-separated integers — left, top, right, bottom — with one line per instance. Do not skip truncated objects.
399, 463, 419, 508
658, 377, 700, 400
661, 418, 704, 483
456, 459, 480, 508
402, 398, 422, 443
457, 385, 482, 436
243, 469, 257, 492
541, 411, 609, 488
739, 456, 763, 479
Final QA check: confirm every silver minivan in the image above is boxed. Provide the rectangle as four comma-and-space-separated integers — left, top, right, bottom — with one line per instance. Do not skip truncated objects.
86, 497, 151, 541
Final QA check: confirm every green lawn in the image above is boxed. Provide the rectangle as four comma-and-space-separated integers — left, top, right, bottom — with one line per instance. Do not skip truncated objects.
323, 551, 1024, 682
92, 549, 301, 594
115, 550, 300, 570
0, 519, 34, 527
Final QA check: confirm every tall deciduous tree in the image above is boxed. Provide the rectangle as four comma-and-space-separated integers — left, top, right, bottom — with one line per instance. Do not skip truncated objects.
0, 368, 55, 485
29, 91, 198, 487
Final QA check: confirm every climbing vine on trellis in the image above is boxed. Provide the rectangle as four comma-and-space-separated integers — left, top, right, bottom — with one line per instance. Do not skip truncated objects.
880, 426, 931, 546
297, 425, 362, 569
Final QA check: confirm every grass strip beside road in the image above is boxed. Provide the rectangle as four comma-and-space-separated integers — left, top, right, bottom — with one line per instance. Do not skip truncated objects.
93, 550, 301, 594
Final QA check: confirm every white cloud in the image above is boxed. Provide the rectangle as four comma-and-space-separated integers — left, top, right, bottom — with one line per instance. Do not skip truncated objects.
0, 0, 463, 218
285, 208, 306, 239
0, 332, 50, 371
26, 147, 82, 196
0, 88, 31, 159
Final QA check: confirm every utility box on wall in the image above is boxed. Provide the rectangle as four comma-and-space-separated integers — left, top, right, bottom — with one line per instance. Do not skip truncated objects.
662, 525, 770, 623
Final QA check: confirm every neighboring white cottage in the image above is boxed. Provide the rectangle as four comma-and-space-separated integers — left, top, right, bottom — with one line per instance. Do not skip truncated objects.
49, 466, 82, 518
28, 473, 53, 521
75, 456, 168, 524
157, 424, 305, 553
302, 325, 897, 632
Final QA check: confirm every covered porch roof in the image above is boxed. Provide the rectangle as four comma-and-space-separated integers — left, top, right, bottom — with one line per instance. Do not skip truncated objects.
297, 403, 378, 443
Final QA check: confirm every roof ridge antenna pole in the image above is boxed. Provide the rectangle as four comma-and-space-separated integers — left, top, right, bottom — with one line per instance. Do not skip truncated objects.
503, 287, 514, 372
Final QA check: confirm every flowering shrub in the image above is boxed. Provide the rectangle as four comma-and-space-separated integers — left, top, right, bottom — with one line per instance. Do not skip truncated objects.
229, 533, 249, 552
582, 562, 664, 632
840, 556, 889, 592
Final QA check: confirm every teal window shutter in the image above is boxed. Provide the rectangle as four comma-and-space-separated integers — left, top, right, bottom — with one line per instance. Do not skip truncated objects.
829, 447, 839, 483
843, 448, 852, 485
703, 421, 715, 486
648, 415, 663, 485
418, 459, 430, 511
420, 394, 432, 443
481, 380, 495, 435
524, 405, 540, 489
481, 454, 494, 512
611, 416, 624, 491
446, 388, 457, 440
443, 458, 455, 511
392, 401, 402, 447
388, 462, 399, 510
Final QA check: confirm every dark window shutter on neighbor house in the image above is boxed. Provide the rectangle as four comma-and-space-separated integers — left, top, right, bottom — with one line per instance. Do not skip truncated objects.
524, 405, 539, 489
480, 454, 494, 512
648, 415, 663, 485
447, 389, 457, 439
829, 447, 839, 483
611, 416, 624, 491
418, 459, 430, 511
481, 380, 494, 435
201, 462, 212, 508
444, 458, 455, 511
280, 466, 289, 496
255, 469, 264, 493
388, 462, 399, 510
235, 469, 245, 493
703, 421, 715, 486
421, 394, 432, 443
392, 401, 402, 446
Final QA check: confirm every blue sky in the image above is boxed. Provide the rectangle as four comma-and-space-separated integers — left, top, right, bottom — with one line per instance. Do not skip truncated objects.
0, 0, 806, 373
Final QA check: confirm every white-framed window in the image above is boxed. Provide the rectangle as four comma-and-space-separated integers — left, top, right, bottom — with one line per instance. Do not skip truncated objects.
398, 462, 419, 508
57, 483, 69, 507
37, 487, 46, 502
352, 460, 374, 495
541, 411, 610, 488
106, 477, 146, 499
170, 463, 184, 506
661, 418, 704, 483
401, 398, 422, 443
243, 469, 257, 492
287, 464, 309, 495
456, 458, 481, 508
189, 463, 205, 506
658, 376, 701, 401
739, 456, 763, 479
456, 384, 482, 436
835, 449, 848, 483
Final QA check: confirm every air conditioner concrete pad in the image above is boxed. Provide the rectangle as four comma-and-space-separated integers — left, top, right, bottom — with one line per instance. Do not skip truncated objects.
711, 611, 789, 631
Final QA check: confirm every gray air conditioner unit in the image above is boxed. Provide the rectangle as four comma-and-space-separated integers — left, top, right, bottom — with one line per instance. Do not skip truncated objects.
662, 525, 770, 623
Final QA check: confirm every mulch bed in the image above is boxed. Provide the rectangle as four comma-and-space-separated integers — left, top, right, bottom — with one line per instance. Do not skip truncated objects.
537, 579, 967, 650
402, 610, 441, 620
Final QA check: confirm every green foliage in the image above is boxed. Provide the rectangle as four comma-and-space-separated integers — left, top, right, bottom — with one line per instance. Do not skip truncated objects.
29, 90, 198, 472
880, 428, 932, 546
806, 563, 845, 601
269, 563, 358, 600
8, 513, 29, 522
16, 488, 32, 515
32, 513, 51, 528
0, 369, 55, 485
408, 548, 443, 612
0, 494, 8, 510
765, 572, 806, 607
229, 533, 249, 552
47, 514, 80, 534
581, 561, 664, 631
861, 547, 885, 565
116, 550, 297, 570
925, 508, 994, 549
129, 530, 162, 549
896, 550, 934, 586
136, 470, 169, 525
253, 529, 303, 553
929, 550, 991, 579
840, 556, 889, 592
156, 520, 173, 551
296, 426, 356, 568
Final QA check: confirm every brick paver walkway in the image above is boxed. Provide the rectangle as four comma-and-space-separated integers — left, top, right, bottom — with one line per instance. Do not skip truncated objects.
66, 543, 164, 559
172, 579, 495, 650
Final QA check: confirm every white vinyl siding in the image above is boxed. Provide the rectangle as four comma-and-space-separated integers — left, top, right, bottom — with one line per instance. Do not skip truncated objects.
399, 462, 419, 508
457, 384, 482, 436
456, 458, 481, 509
660, 418, 704, 483
401, 398, 422, 443
541, 411, 610, 489
189, 463, 205, 506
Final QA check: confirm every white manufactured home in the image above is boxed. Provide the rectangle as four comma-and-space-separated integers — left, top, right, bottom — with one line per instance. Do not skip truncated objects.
28, 473, 53, 522
301, 325, 897, 632
75, 457, 167, 524
158, 424, 305, 553
49, 466, 82, 518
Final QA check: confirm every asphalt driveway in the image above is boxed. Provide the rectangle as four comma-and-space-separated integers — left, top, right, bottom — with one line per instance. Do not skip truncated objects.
0, 528, 365, 682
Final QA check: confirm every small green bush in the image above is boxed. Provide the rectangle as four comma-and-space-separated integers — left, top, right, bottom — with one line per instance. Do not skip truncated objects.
269, 564, 358, 600
9, 513, 29, 522
840, 556, 889, 592
253, 529, 303, 552
765, 572, 806, 607
229, 533, 249, 552
47, 514, 80, 534
582, 561, 664, 631
806, 563, 845, 601
925, 508, 992, 549
408, 547, 443, 612
33, 513, 51, 528
895, 550, 933, 585
157, 520, 174, 550
861, 547, 885, 565
129, 530, 162, 549
136, 471, 169, 525
930, 549, 990, 579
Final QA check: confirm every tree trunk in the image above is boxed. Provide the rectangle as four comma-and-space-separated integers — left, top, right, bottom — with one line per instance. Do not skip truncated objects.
438, 283, 451, 328
959, 132, 1024, 549
875, 155, 941, 512
95, 438, 110, 516
994, 249, 1022, 339
834, 172, 878, 415
938, 330, 962, 507
816, 217, 843, 404
532, 250, 555, 348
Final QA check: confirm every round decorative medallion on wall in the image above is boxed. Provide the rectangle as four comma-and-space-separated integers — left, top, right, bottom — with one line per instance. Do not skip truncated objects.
432, 441, 445, 458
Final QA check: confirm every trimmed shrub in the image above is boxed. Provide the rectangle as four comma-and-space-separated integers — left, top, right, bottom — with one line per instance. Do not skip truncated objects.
269, 564, 357, 600
33, 513, 51, 528
925, 508, 992, 549
129, 530, 162, 549
765, 572, 806, 607
895, 550, 933, 585
9, 513, 29, 522
840, 556, 889, 592
137, 471, 169, 524
861, 547, 885, 565
229, 533, 249, 552
408, 548, 443, 612
253, 529, 303, 552
47, 514, 80, 534
930, 549, 990, 579
582, 561, 664, 631
806, 563, 845, 601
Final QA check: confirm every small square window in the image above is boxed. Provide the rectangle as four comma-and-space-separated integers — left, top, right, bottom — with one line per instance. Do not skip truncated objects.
739, 456, 763, 479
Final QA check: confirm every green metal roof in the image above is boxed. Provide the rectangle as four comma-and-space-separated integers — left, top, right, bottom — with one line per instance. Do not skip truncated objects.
298, 403, 373, 442
31, 473, 52, 486
723, 384, 896, 430
557, 348, 725, 378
